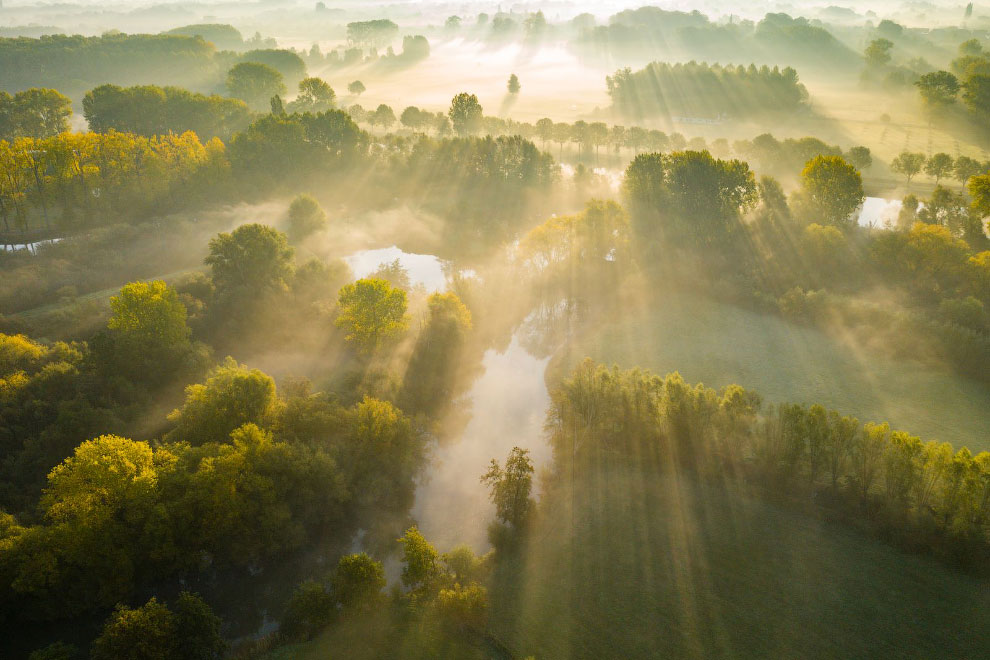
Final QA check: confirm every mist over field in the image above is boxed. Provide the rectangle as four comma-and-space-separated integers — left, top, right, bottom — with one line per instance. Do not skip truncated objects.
1, 1, 989, 658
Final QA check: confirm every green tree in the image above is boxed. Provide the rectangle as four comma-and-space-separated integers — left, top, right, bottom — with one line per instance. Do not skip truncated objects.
281, 580, 335, 641
864, 38, 894, 67
172, 592, 226, 660
167, 357, 279, 445
962, 74, 990, 117
286, 194, 327, 242
398, 526, 442, 594
5, 88, 72, 139
448, 92, 484, 136
347, 80, 366, 96
915, 71, 960, 107
507, 73, 521, 94
226, 62, 286, 110
436, 583, 488, 632
108, 280, 190, 351
293, 77, 336, 112
799, 155, 865, 228
400, 106, 424, 130
370, 103, 396, 130
335, 278, 409, 352
846, 145, 872, 170
954, 155, 983, 184
891, 151, 926, 183
331, 552, 386, 610
205, 223, 294, 299
481, 447, 534, 528
91, 598, 176, 660
925, 153, 954, 185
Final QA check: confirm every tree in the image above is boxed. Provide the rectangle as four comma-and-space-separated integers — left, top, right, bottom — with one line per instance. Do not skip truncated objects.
890, 151, 926, 183
846, 146, 872, 170
398, 526, 441, 594
534, 117, 553, 148
448, 92, 484, 136
280, 580, 335, 641
507, 73, 520, 94
623, 150, 758, 246
864, 38, 894, 67
954, 155, 983, 185
286, 194, 327, 242
552, 121, 571, 157
167, 357, 279, 445
108, 280, 190, 351
331, 552, 386, 610
436, 583, 488, 632
3, 88, 72, 139
916, 71, 960, 107
205, 223, 294, 299
401, 292, 473, 414
961, 74, 990, 117
481, 447, 534, 528
970, 172, 990, 219
400, 106, 424, 131
172, 592, 226, 660
370, 103, 396, 130
226, 62, 286, 110
292, 77, 336, 112
347, 80, 366, 96
91, 598, 176, 660
925, 153, 954, 185
335, 278, 409, 352
445, 16, 462, 31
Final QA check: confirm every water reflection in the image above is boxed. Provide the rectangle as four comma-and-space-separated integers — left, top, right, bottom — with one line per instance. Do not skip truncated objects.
411, 334, 551, 551
344, 245, 446, 290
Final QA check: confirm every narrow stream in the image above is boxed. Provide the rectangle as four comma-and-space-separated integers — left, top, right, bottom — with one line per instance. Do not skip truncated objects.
412, 334, 551, 551
343, 246, 553, 552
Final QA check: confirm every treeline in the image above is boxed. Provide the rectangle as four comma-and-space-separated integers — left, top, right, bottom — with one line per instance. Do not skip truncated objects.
548, 360, 990, 569
0, 33, 219, 96
0, 130, 226, 232
576, 9, 858, 70
83, 84, 251, 140
0, 32, 311, 100
607, 61, 808, 121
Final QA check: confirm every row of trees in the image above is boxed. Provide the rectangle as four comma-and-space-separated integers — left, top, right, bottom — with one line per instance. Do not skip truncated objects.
889, 150, 989, 186
607, 61, 808, 121
0, 130, 225, 232
547, 360, 990, 567
83, 84, 251, 140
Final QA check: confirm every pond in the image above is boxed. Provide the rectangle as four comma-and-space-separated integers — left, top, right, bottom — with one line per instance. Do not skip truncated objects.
343, 245, 446, 291
857, 197, 904, 228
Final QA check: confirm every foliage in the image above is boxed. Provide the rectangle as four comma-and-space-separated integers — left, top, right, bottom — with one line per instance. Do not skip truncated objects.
607, 61, 807, 121
226, 62, 286, 110
448, 93, 484, 136
0, 88, 71, 140
481, 447, 534, 528
624, 150, 757, 247
797, 155, 864, 228
335, 278, 409, 353
167, 357, 279, 445
286, 194, 327, 242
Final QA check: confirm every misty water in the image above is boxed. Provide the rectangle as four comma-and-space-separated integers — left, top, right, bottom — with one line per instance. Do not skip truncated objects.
857, 196, 902, 228
343, 245, 446, 290
412, 333, 552, 551
341, 245, 553, 551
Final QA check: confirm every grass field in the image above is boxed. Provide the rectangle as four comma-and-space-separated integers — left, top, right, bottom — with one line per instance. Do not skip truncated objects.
552, 292, 990, 452
488, 467, 990, 659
